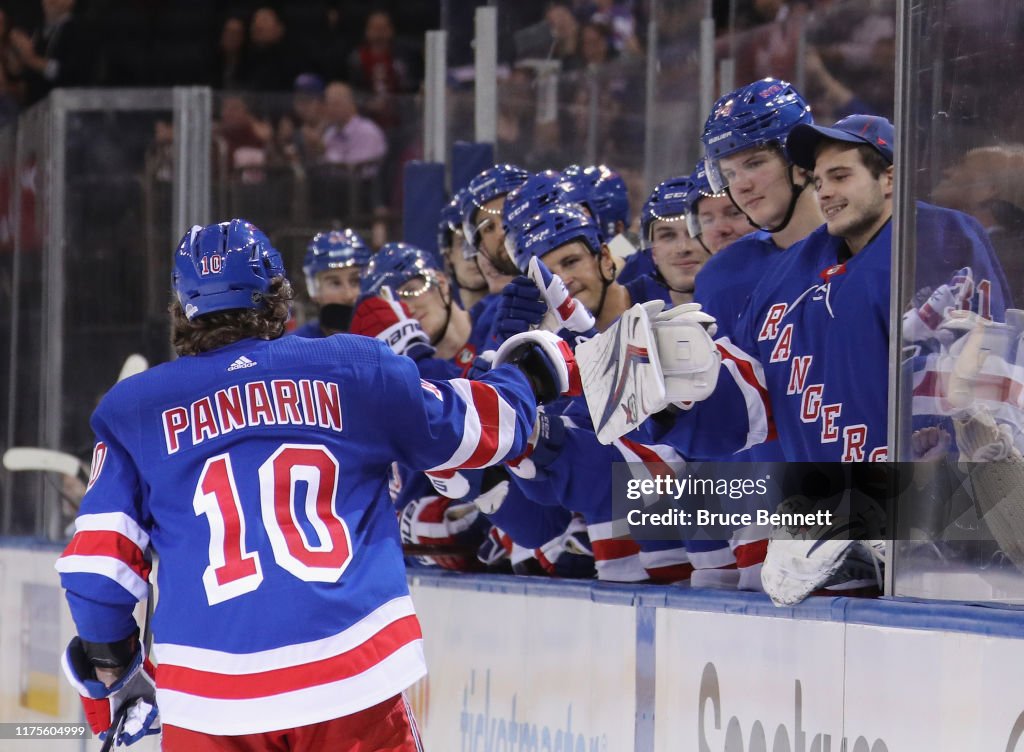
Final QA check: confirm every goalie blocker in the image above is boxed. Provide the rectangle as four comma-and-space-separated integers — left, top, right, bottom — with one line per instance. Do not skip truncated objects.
575, 300, 721, 444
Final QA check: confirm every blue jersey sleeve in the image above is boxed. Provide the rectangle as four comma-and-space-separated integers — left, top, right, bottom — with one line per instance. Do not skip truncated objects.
56, 405, 151, 643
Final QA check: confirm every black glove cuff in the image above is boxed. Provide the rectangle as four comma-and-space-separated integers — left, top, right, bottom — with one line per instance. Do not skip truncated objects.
81, 627, 140, 670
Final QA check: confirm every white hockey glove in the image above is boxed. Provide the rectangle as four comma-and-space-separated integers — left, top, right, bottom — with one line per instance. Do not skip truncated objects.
527, 256, 597, 334
62, 638, 160, 746
492, 329, 582, 403
576, 300, 720, 444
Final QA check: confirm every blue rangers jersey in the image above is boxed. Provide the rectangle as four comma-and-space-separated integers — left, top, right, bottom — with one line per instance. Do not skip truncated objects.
695, 230, 782, 341
694, 229, 787, 464
290, 319, 324, 338
641, 203, 1011, 462
56, 333, 535, 735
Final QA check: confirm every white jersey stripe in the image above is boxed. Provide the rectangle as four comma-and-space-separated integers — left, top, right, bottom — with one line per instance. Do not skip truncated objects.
154, 595, 416, 674
74, 511, 150, 551
157, 641, 426, 735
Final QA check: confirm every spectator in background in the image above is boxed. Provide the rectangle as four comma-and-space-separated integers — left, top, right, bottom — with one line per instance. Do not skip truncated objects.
277, 73, 328, 166
320, 81, 387, 171
215, 95, 273, 183
932, 144, 1024, 300
347, 10, 419, 129
242, 7, 300, 92
212, 15, 247, 90
585, 0, 639, 56
0, 8, 24, 123
545, 2, 583, 70
9, 0, 91, 105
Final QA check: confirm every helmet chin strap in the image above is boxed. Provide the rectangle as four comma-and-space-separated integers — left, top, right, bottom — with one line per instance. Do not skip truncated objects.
652, 267, 695, 295
591, 255, 618, 323
432, 286, 455, 347
727, 164, 807, 235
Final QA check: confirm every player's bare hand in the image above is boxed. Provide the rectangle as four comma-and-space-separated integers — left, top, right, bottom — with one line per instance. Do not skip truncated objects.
911, 426, 951, 461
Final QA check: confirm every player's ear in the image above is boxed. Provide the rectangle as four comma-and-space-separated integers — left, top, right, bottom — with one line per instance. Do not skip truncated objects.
882, 164, 895, 197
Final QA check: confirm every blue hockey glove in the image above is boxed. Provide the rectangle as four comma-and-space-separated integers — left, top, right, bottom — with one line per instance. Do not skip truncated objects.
492, 276, 549, 345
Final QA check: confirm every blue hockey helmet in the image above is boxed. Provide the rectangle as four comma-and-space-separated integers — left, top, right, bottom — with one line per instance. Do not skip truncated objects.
556, 167, 601, 223
640, 176, 699, 249
438, 189, 466, 254
507, 204, 603, 274
502, 170, 564, 237
587, 165, 631, 238
461, 164, 530, 253
701, 77, 813, 193
172, 218, 285, 320
360, 241, 441, 298
302, 228, 371, 297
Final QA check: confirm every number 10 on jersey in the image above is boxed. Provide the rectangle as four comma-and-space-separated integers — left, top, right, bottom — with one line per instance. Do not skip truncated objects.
193, 444, 353, 605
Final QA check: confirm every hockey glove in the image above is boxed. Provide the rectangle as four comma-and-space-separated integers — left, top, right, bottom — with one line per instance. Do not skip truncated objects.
466, 349, 495, 380
527, 256, 597, 334
477, 525, 513, 568
399, 495, 488, 571
493, 276, 549, 344
536, 516, 596, 579
351, 295, 435, 361
902, 266, 975, 345
506, 410, 567, 480
492, 330, 582, 404
576, 300, 720, 443
62, 637, 160, 746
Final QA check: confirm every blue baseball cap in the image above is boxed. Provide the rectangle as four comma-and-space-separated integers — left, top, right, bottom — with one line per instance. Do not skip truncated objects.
785, 115, 894, 170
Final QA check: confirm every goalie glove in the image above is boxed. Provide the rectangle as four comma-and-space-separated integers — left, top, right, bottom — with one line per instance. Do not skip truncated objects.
62, 637, 160, 746
492, 276, 549, 345
527, 256, 597, 334
492, 330, 582, 404
575, 300, 720, 444
399, 495, 488, 571
351, 294, 435, 361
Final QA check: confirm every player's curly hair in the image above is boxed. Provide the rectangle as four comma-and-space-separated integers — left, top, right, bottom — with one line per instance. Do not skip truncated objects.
170, 277, 294, 356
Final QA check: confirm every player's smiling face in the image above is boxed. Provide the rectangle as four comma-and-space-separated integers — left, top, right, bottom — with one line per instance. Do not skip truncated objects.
697, 194, 753, 252
650, 218, 709, 292
718, 146, 793, 228
315, 267, 362, 306
398, 271, 450, 340
813, 143, 893, 253
541, 240, 608, 313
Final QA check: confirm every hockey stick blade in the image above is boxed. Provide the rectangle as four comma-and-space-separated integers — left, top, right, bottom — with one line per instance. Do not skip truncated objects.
3, 447, 87, 479
402, 543, 477, 556
118, 354, 149, 382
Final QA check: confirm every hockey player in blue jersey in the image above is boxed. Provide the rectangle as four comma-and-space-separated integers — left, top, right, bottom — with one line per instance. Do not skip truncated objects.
581, 115, 1010, 602
626, 114, 1010, 464
495, 205, 696, 583
695, 78, 823, 342
292, 228, 370, 338
438, 189, 489, 314
690, 161, 754, 255
640, 175, 712, 308
55, 219, 580, 749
